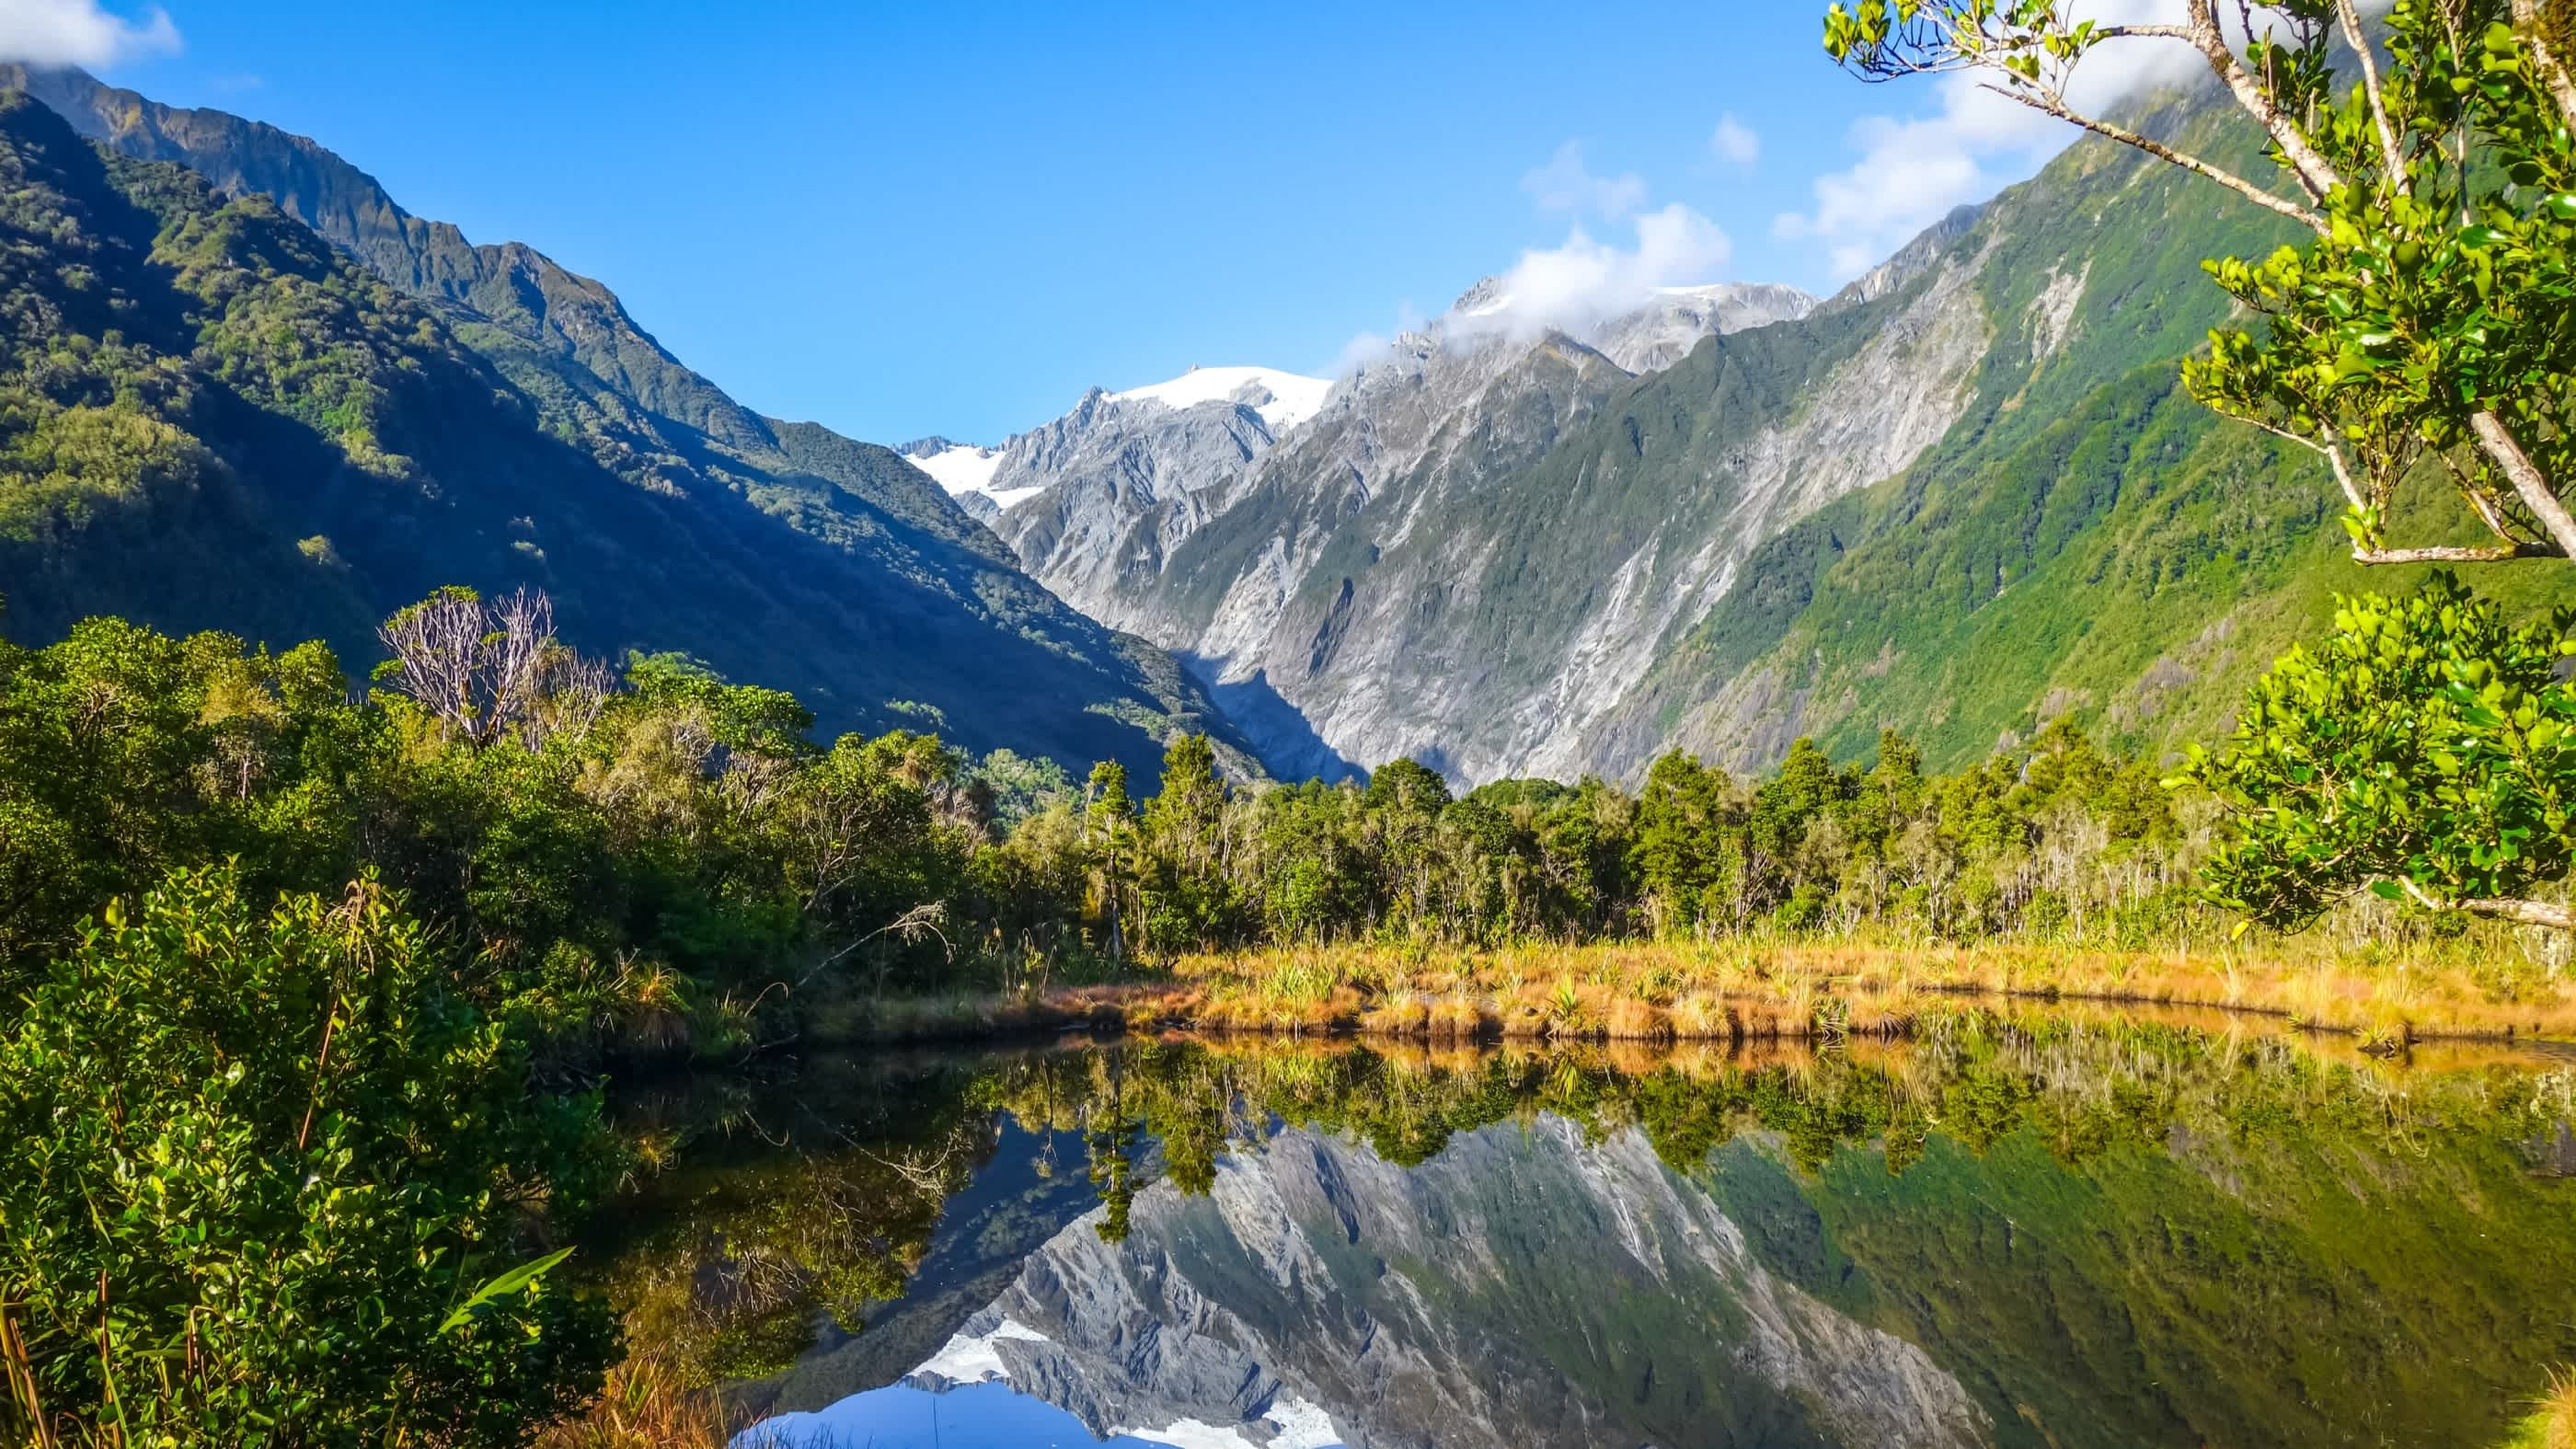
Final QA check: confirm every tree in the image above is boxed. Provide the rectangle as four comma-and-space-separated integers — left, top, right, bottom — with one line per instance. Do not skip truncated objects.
1631, 752, 1731, 935
1087, 760, 1135, 961
1822, 0, 2576, 568
378, 586, 615, 750
2189, 572, 2573, 931
1141, 735, 1235, 950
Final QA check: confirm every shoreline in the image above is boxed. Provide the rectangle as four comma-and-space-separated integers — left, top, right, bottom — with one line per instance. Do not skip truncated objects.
816, 940, 2576, 1053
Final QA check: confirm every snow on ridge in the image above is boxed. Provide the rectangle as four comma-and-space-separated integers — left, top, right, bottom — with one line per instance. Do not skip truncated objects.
910, 1316, 1051, 1385
906, 442, 1004, 497
1113, 1395, 1343, 1449
1111, 365, 1333, 435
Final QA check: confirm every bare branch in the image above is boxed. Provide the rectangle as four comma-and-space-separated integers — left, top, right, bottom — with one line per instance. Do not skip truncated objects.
2513, 0, 2576, 132
2437, 451, 2551, 551
2458, 896, 2576, 932
379, 588, 616, 749
1978, 82, 2326, 232
2468, 410, 2576, 560
2337, 0, 2409, 194
2398, 877, 2574, 932
797, 902, 954, 987
2182, 0, 2346, 204
2352, 541, 2565, 563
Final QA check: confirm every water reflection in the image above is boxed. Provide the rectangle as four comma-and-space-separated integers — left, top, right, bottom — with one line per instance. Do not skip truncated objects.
597, 1014, 2576, 1448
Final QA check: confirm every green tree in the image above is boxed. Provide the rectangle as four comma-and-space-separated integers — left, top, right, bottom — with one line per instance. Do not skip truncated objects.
1822, 0, 2576, 567
2190, 572, 2574, 931
1142, 734, 1235, 950
1087, 760, 1136, 961
1631, 752, 1732, 935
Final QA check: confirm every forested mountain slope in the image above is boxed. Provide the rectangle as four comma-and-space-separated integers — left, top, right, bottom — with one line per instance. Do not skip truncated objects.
0, 88, 1249, 778
1065, 83, 2563, 783
0, 73, 1256, 780
1585, 92, 2568, 778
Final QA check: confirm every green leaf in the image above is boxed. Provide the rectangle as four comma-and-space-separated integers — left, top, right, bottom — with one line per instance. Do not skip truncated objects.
437, 1247, 575, 1335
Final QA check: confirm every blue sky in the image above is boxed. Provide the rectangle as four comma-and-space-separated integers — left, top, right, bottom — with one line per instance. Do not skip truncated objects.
37, 0, 2099, 443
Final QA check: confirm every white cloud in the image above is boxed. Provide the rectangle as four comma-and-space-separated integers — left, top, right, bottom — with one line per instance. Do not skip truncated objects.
1521, 141, 1648, 220
1771, 0, 2332, 282
1455, 201, 1733, 343
1329, 301, 1428, 376
1338, 142, 1738, 374
0, 0, 180, 67
1709, 113, 1760, 167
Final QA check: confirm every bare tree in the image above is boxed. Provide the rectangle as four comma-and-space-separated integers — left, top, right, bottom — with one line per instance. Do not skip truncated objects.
378, 587, 616, 749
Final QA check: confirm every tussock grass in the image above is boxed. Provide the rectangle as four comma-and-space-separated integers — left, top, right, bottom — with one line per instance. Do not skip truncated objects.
533, 1351, 745, 1449
2501, 1367, 2576, 1449
1166, 938, 2576, 1042
824, 936, 2576, 1048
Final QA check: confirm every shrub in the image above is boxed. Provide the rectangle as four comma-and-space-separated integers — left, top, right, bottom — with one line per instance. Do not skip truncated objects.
0, 867, 617, 1443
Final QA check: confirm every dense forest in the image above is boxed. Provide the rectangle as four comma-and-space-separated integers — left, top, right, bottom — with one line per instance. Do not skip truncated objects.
0, 588, 2289, 1019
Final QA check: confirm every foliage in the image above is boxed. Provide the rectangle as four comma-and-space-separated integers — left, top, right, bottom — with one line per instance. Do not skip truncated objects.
0, 868, 616, 1444
1822, 0, 2576, 567
0, 86, 1247, 786
0, 596, 982, 1032
2191, 571, 2575, 929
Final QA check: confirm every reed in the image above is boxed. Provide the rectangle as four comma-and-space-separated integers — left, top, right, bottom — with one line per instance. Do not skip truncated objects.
533, 1351, 745, 1449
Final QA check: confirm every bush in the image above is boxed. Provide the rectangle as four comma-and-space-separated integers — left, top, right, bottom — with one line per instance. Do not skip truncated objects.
0, 867, 617, 1443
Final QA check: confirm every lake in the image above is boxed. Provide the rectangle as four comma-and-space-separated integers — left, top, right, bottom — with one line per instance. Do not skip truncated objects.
594, 1011, 2576, 1448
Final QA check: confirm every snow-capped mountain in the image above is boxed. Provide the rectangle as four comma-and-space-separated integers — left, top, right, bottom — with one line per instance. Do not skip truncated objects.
1110, 364, 1334, 434
894, 365, 1332, 529
897, 435, 1004, 494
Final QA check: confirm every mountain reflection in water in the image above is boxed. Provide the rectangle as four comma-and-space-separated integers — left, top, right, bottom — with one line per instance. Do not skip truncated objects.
592, 1015, 2576, 1449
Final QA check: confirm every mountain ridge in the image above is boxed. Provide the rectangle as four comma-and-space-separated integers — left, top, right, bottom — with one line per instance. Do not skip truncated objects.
0, 76, 1262, 783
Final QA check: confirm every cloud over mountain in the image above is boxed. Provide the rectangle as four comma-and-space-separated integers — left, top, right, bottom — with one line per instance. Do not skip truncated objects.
0, 0, 178, 67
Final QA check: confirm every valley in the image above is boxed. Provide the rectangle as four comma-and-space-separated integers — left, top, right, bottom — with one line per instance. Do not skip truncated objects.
4, 5, 2575, 1445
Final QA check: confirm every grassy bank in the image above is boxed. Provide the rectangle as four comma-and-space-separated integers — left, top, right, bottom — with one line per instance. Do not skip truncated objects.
822, 937, 2576, 1048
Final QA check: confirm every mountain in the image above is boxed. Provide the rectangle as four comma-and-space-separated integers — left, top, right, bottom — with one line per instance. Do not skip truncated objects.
1579, 90, 2565, 779
869, 1119, 1986, 1449
1001, 83, 2559, 785
981, 369, 1327, 627
1027, 271, 1865, 781
916, 287, 1812, 780
0, 69, 1260, 782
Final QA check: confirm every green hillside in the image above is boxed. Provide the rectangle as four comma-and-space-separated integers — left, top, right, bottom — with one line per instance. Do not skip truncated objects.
0, 87, 1248, 780
1584, 90, 2569, 774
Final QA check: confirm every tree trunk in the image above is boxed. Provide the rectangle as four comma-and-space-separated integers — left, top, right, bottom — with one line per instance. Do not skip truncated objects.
2469, 410, 2576, 561
2462, 896, 2575, 932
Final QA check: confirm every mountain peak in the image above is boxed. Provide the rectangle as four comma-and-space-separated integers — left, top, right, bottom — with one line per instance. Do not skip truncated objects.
1110, 365, 1333, 434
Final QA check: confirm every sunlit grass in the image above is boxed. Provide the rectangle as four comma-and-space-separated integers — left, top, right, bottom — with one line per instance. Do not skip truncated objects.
824, 932, 2576, 1047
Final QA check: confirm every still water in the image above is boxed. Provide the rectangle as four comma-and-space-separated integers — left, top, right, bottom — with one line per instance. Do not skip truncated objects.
597, 1014, 2576, 1448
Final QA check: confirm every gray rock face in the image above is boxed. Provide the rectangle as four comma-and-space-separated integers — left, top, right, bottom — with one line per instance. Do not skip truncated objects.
991, 388, 1286, 623
912, 1120, 1989, 1449
1043, 259, 1973, 784
1583, 282, 1820, 372
975, 285, 1821, 782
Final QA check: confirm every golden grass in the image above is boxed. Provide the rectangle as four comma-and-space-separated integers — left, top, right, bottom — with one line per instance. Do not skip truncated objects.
1153, 938, 2576, 1042
2537, 1368, 2576, 1449
535, 1352, 742, 1449
822, 935, 2576, 1047
2502, 1367, 2576, 1449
